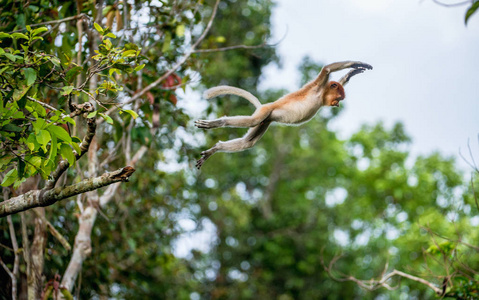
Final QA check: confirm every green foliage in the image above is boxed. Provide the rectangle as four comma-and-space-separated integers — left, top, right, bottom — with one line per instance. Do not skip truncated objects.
0, 24, 141, 188
465, 1, 479, 24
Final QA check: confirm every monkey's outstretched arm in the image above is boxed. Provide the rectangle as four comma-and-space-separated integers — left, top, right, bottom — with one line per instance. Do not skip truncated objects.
314, 61, 373, 87
339, 68, 368, 86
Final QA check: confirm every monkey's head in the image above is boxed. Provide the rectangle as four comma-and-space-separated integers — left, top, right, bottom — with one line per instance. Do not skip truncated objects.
324, 81, 345, 107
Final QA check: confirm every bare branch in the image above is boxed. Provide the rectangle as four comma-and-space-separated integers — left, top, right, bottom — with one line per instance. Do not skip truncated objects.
432, 0, 472, 7
6, 215, 19, 300
8, 14, 90, 33
193, 42, 268, 53
27, 96, 59, 113
32, 209, 71, 251
0, 166, 135, 217
322, 254, 443, 295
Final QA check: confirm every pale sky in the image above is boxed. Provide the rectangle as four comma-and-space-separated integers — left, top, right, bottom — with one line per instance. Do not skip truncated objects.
259, 0, 479, 171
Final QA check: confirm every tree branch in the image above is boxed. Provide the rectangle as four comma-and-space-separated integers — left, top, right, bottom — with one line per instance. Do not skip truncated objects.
6, 215, 19, 300
432, 0, 472, 7
44, 117, 96, 190
322, 254, 443, 295
193, 42, 268, 53
0, 166, 135, 217
9, 14, 90, 33
32, 209, 71, 251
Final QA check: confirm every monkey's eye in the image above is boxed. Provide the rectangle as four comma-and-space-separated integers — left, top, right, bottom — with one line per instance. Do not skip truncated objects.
330, 83, 338, 88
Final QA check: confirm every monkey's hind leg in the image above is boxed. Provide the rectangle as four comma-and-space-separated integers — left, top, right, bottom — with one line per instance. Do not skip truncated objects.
195, 106, 272, 129
196, 121, 271, 169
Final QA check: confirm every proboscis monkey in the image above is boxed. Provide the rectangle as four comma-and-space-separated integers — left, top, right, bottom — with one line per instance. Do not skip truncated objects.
195, 61, 372, 169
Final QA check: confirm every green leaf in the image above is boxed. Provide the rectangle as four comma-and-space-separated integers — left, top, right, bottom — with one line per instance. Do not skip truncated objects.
71, 136, 82, 143
0, 32, 11, 39
465, 2, 479, 24
98, 112, 113, 124
32, 118, 47, 134
105, 32, 116, 39
36, 129, 51, 147
12, 85, 30, 101
11, 32, 28, 40
47, 125, 72, 143
17, 158, 25, 178
134, 64, 145, 72
5, 53, 17, 62
47, 135, 57, 162
176, 24, 185, 37
122, 109, 138, 119
26, 133, 37, 151
13, 177, 26, 189
94, 22, 104, 34
60, 144, 75, 165
23, 68, 37, 86
0, 155, 13, 170
71, 142, 81, 154
62, 86, 74, 96
65, 66, 83, 83
50, 57, 61, 67
1, 169, 17, 187
122, 50, 137, 57
31, 102, 46, 117
87, 111, 97, 118
63, 116, 76, 126
162, 32, 172, 53
1, 123, 23, 132
31, 27, 48, 36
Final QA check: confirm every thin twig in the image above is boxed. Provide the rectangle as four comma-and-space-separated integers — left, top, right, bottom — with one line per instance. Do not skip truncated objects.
32, 209, 71, 251
432, 0, 472, 7
9, 14, 90, 33
193, 42, 268, 53
26, 96, 60, 113
323, 254, 443, 295
6, 189, 19, 300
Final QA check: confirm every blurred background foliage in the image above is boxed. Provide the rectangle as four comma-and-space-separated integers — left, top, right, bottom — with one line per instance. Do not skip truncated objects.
0, 0, 478, 299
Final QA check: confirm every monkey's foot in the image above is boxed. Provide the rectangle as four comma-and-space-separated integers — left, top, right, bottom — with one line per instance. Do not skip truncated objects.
195, 119, 224, 129
351, 62, 373, 70
196, 150, 214, 169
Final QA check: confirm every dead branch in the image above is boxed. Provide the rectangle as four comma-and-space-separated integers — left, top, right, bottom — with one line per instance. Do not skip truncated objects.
432, 0, 472, 7
0, 166, 135, 217
322, 254, 443, 295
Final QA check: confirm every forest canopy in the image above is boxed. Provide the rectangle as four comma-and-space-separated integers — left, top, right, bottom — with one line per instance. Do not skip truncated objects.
0, 0, 478, 299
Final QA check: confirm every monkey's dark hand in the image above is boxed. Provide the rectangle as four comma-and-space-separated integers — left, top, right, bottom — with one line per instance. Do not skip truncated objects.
351, 62, 373, 70
195, 119, 225, 129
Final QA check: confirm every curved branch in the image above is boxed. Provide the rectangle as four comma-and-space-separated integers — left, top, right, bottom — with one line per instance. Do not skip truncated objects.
44, 117, 96, 190
0, 166, 135, 217
432, 0, 472, 7
322, 254, 443, 295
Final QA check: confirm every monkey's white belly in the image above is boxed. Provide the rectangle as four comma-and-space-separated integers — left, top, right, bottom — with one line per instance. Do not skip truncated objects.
272, 101, 321, 124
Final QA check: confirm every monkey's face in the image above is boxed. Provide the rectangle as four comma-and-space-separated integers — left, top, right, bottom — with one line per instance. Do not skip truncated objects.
324, 81, 345, 107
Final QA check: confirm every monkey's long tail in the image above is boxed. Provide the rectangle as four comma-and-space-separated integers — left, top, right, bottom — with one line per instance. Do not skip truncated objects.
203, 85, 262, 109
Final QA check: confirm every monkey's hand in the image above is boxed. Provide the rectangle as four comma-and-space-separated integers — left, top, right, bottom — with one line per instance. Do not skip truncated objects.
339, 67, 370, 86
195, 119, 225, 129
350, 62, 373, 70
